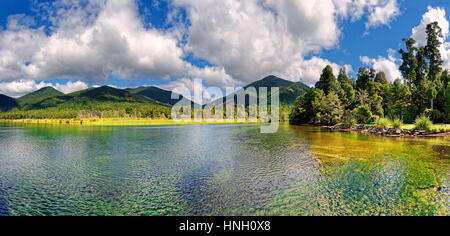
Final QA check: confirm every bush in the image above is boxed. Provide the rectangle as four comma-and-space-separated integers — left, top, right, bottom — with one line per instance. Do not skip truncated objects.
415, 115, 433, 131
391, 118, 404, 129
424, 109, 443, 123
354, 105, 373, 124
376, 117, 391, 128
342, 118, 357, 128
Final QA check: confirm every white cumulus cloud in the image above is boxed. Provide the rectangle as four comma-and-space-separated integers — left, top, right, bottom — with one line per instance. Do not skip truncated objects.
365, 0, 400, 29
0, 0, 186, 83
360, 49, 402, 81
0, 0, 402, 92
173, 0, 397, 85
0, 80, 88, 98
411, 6, 450, 70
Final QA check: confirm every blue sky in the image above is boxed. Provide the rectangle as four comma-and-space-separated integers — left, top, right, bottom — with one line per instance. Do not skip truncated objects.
322, 0, 450, 70
0, 0, 449, 97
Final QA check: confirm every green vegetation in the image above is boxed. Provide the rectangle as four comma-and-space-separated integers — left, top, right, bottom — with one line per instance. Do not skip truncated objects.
291, 22, 450, 126
204, 75, 310, 122
0, 94, 19, 112
376, 117, 391, 128
18, 87, 64, 105
255, 128, 449, 216
415, 115, 433, 131
342, 118, 357, 129
391, 118, 404, 129
0, 76, 306, 122
128, 86, 186, 106
215, 75, 309, 106
0, 86, 172, 120
354, 105, 374, 124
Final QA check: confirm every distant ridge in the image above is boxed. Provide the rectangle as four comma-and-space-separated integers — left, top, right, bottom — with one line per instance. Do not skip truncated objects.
0, 77, 310, 119
244, 75, 294, 89
0, 94, 19, 112
19, 87, 64, 105
210, 75, 310, 106
77, 86, 155, 103
128, 86, 187, 106
25, 86, 169, 110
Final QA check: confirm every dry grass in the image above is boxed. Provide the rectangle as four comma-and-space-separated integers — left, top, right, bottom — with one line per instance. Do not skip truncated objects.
0, 118, 263, 126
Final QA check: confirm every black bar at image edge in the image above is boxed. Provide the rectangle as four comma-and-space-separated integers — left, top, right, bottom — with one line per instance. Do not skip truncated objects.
2, 216, 444, 235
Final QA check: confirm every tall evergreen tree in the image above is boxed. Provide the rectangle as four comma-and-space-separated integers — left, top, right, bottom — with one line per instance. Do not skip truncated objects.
337, 68, 356, 109
338, 67, 353, 85
374, 72, 388, 84
425, 22, 444, 109
356, 67, 375, 91
410, 47, 429, 114
316, 65, 339, 95
442, 70, 449, 88
425, 22, 444, 83
399, 38, 418, 90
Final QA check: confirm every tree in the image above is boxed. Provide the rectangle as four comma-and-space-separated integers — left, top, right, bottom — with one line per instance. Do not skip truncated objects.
399, 38, 418, 90
322, 92, 344, 125
290, 89, 326, 124
442, 70, 449, 89
425, 22, 444, 83
338, 67, 353, 85
425, 22, 444, 109
415, 47, 428, 86
374, 72, 388, 85
357, 90, 369, 106
374, 72, 390, 115
356, 67, 376, 92
444, 87, 450, 123
337, 68, 356, 109
316, 65, 339, 95
290, 89, 344, 125
289, 23, 450, 126
370, 94, 384, 117
386, 79, 413, 122
354, 105, 373, 124
408, 47, 429, 114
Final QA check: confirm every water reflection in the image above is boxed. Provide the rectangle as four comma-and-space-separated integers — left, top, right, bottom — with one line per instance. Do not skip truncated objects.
0, 123, 449, 216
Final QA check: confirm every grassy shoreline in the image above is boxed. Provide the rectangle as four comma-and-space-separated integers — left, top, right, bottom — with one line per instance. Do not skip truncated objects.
0, 118, 264, 126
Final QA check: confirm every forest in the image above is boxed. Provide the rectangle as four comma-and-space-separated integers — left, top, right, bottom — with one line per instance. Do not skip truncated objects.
290, 22, 450, 127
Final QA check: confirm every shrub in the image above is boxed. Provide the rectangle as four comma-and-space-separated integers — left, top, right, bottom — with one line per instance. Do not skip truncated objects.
424, 109, 443, 123
342, 118, 357, 128
354, 105, 373, 124
391, 118, 404, 129
376, 117, 391, 128
415, 115, 433, 131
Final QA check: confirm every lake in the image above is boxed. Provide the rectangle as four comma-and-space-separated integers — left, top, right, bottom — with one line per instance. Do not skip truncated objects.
0, 123, 449, 216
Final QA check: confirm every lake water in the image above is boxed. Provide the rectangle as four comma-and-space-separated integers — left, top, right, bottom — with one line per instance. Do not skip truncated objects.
0, 123, 449, 216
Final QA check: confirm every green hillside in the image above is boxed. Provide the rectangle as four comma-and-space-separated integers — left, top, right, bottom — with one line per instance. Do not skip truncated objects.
128, 86, 185, 106
76, 86, 154, 103
279, 82, 311, 104
212, 75, 310, 106
0, 94, 19, 112
244, 75, 295, 89
0, 77, 310, 120
0, 86, 171, 119
18, 87, 64, 105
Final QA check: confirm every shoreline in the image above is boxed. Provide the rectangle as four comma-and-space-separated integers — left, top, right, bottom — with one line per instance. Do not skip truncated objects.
328, 125, 450, 137
0, 118, 264, 127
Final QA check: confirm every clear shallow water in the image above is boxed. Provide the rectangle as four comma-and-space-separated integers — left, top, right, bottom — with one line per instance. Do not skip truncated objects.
0, 123, 449, 216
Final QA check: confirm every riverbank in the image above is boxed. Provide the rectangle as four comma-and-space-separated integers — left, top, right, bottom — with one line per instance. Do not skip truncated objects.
329, 124, 450, 137
0, 118, 263, 126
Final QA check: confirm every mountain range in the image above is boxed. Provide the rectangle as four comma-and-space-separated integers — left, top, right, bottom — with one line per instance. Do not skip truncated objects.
0, 76, 310, 116
210, 75, 310, 106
